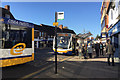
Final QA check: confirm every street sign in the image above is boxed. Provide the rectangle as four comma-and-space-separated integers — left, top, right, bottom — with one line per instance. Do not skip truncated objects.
53, 22, 59, 26
57, 12, 64, 20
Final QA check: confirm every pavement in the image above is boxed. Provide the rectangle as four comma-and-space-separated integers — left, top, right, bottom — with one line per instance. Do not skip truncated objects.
21, 53, 120, 79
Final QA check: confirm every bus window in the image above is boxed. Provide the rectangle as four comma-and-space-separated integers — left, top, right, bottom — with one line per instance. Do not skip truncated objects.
2, 24, 32, 49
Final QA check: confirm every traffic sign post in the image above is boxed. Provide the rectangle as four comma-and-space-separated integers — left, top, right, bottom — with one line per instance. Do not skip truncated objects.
57, 12, 64, 20
55, 12, 58, 74
53, 12, 64, 74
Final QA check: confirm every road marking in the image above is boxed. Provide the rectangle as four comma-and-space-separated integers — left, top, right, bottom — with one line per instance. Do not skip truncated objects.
19, 56, 73, 79
19, 64, 53, 80
47, 56, 73, 62
60, 56, 73, 62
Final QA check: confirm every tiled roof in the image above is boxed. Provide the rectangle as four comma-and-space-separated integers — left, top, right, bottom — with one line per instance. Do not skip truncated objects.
34, 24, 76, 35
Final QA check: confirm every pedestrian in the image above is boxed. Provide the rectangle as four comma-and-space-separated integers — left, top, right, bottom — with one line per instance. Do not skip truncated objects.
78, 43, 82, 59
95, 42, 100, 58
85, 43, 88, 55
87, 43, 93, 58
100, 42, 104, 56
82, 44, 87, 59
106, 39, 115, 66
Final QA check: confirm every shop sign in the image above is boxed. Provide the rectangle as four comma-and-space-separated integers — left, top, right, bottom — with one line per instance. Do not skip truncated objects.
112, 27, 118, 33
101, 32, 107, 38
108, 21, 120, 36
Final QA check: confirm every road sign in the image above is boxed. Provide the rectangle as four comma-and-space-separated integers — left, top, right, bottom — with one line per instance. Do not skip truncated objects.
57, 12, 64, 20
53, 22, 59, 26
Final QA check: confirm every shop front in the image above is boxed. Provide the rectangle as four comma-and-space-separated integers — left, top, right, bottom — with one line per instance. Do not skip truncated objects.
108, 20, 120, 60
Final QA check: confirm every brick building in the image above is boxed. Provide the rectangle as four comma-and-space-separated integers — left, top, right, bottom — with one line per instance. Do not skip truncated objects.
34, 24, 75, 48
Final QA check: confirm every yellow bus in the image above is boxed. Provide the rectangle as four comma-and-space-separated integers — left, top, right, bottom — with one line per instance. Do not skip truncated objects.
0, 17, 34, 67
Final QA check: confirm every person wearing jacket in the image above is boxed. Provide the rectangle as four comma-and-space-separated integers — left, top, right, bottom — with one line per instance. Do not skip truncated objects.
100, 42, 104, 56
78, 44, 82, 59
82, 43, 87, 59
95, 42, 100, 58
106, 40, 115, 66
87, 43, 93, 58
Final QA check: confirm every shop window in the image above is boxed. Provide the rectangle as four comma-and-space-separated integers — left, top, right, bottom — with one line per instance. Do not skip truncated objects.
48, 35, 50, 38
114, 34, 118, 48
42, 32, 44, 37
34, 31, 39, 38
39, 32, 41, 37
39, 36, 41, 39
44, 33, 46, 37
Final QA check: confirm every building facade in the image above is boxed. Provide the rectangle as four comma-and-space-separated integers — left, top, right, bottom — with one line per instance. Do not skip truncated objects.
34, 24, 76, 48
100, 0, 110, 42
34, 24, 55, 48
106, 0, 120, 58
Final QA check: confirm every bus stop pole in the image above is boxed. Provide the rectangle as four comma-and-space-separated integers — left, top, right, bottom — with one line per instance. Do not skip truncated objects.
55, 12, 57, 74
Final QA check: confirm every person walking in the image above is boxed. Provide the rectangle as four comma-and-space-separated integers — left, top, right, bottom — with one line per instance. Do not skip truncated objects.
106, 40, 115, 66
82, 44, 87, 59
87, 43, 93, 58
78, 44, 82, 59
85, 43, 88, 56
100, 42, 104, 56
95, 42, 100, 58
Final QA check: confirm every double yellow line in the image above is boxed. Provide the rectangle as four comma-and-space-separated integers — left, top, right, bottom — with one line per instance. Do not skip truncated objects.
19, 56, 73, 79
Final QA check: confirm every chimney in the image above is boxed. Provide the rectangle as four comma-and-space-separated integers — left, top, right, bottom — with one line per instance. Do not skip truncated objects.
5, 5, 10, 11
59, 25, 63, 30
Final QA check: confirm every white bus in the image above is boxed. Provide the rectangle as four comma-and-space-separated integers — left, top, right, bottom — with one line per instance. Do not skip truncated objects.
53, 33, 78, 55
0, 17, 34, 67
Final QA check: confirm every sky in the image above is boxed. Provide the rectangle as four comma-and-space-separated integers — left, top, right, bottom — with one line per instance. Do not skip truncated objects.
1, 2, 102, 38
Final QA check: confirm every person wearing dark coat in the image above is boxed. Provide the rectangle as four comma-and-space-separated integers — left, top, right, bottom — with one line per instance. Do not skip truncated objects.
106, 40, 115, 66
100, 42, 104, 56
95, 42, 100, 58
